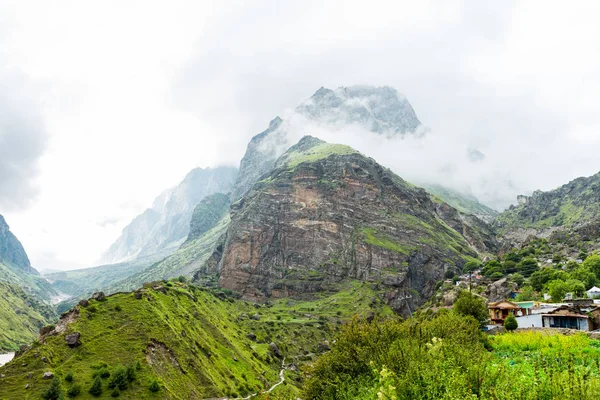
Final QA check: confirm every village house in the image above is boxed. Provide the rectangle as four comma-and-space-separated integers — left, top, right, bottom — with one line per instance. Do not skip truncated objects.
488, 300, 533, 325
587, 286, 600, 299
542, 304, 600, 331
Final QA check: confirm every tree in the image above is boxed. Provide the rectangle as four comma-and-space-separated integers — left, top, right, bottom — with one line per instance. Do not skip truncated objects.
503, 261, 518, 274
566, 279, 586, 298
453, 291, 488, 327
515, 286, 536, 301
444, 269, 455, 279
42, 377, 63, 400
547, 280, 570, 302
490, 272, 504, 281
569, 267, 597, 290
511, 273, 525, 287
517, 257, 539, 277
149, 379, 161, 393
530, 268, 567, 292
504, 251, 522, 263
89, 376, 103, 396
108, 366, 128, 390
583, 254, 600, 279
464, 260, 481, 273
504, 314, 518, 331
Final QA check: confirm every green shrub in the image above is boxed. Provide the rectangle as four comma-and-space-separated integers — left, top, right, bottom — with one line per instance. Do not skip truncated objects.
88, 376, 103, 396
504, 314, 518, 331
111, 388, 120, 397
64, 371, 74, 382
66, 384, 81, 398
453, 290, 488, 327
108, 366, 128, 390
148, 379, 161, 392
42, 377, 63, 400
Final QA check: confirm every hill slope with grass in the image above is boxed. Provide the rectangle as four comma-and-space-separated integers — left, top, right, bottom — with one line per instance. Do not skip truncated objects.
0, 281, 55, 352
0, 280, 391, 399
495, 171, 600, 239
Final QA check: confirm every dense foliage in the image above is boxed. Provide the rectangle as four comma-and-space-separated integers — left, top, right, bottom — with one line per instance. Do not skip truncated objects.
304, 315, 600, 399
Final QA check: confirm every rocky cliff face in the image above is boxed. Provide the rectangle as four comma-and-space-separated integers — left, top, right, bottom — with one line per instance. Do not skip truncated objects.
100, 167, 238, 264
230, 85, 423, 203
217, 137, 495, 315
0, 214, 36, 275
495, 170, 600, 243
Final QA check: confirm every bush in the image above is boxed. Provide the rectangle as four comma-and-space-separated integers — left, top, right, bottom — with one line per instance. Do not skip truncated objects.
42, 377, 63, 400
66, 384, 81, 398
64, 371, 74, 382
92, 367, 110, 379
111, 388, 120, 397
453, 290, 488, 327
108, 366, 128, 390
149, 379, 161, 392
504, 314, 518, 331
89, 376, 103, 396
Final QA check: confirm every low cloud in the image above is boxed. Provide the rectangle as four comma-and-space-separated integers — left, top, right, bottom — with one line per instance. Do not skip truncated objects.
0, 67, 48, 211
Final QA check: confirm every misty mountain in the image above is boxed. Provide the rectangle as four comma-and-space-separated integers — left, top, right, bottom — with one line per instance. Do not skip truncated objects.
231, 85, 423, 202
495, 170, 600, 241
100, 166, 237, 264
423, 184, 499, 223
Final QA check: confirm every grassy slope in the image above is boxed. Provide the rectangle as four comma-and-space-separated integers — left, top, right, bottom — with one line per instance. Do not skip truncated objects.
0, 280, 390, 399
0, 281, 53, 352
423, 184, 498, 220
495, 172, 600, 234
277, 140, 358, 169
0, 261, 57, 302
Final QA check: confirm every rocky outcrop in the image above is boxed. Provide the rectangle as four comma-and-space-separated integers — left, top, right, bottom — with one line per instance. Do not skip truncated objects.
65, 332, 81, 348
183, 193, 230, 245
485, 278, 517, 303
217, 137, 495, 316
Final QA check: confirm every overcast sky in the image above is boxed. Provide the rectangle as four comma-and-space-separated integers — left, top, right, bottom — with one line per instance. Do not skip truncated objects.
2, 0, 600, 271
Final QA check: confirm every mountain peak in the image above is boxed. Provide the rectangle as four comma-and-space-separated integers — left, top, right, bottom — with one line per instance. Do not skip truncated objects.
297, 85, 421, 135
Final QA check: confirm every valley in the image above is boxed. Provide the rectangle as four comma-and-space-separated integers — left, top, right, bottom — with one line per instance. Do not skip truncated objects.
1, 85, 600, 399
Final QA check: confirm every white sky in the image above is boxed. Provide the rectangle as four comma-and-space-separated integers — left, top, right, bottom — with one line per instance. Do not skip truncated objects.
1, 0, 600, 270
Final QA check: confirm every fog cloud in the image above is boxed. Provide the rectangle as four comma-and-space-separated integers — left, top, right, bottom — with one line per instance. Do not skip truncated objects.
0, 67, 47, 211
172, 0, 600, 210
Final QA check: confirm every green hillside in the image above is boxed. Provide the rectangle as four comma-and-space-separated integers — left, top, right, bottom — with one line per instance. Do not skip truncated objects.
495, 171, 600, 234
0, 281, 55, 352
0, 280, 390, 399
423, 184, 499, 222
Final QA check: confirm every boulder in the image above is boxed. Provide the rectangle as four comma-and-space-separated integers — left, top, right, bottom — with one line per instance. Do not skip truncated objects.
79, 299, 89, 307
42, 372, 54, 379
91, 292, 106, 301
39, 325, 54, 336
268, 342, 283, 359
485, 278, 518, 303
246, 333, 257, 341
65, 332, 82, 348
252, 314, 260, 321
134, 291, 143, 300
